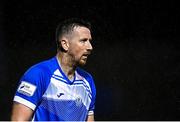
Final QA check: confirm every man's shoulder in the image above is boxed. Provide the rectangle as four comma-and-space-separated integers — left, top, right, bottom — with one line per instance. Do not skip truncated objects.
76, 67, 96, 93
76, 67, 93, 80
24, 57, 56, 76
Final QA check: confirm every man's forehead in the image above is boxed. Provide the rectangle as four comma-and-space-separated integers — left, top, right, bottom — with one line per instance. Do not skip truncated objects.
73, 26, 92, 38
73, 26, 91, 33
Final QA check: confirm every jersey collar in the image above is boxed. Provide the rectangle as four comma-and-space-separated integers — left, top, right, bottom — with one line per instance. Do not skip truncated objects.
55, 56, 76, 85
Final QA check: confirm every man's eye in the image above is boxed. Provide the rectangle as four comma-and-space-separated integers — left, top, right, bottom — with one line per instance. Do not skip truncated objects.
80, 39, 87, 42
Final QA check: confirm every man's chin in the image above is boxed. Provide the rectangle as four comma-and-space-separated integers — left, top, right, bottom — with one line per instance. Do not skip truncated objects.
78, 60, 87, 66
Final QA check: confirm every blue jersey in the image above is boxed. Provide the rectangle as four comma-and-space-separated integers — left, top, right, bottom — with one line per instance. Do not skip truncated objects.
13, 57, 96, 121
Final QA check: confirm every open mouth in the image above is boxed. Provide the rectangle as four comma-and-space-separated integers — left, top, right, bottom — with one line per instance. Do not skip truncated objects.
83, 52, 91, 57
83, 54, 89, 57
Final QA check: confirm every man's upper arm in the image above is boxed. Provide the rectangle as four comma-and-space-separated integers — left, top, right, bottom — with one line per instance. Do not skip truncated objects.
11, 102, 34, 121
12, 66, 46, 120
88, 74, 96, 117
86, 114, 94, 121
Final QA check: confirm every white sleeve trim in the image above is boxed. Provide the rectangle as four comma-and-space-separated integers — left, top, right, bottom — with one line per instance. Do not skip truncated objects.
13, 96, 36, 110
88, 110, 94, 115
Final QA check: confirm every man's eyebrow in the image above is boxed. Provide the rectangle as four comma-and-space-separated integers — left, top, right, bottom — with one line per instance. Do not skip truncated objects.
80, 38, 92, 41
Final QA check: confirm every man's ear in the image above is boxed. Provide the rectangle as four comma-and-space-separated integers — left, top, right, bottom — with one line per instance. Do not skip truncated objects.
60, 38, 69, 51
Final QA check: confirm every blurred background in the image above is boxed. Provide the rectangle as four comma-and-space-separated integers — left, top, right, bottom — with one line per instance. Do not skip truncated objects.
0, 0, 180, 120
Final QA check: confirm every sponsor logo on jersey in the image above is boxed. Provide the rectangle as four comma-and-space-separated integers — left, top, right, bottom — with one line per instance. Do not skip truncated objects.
17, 81, 37, 96
75, 97, 82, 107
57, 93, 64, 98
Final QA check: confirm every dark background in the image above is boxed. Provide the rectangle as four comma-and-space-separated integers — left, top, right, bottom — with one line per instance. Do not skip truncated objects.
0, 0, 180, 120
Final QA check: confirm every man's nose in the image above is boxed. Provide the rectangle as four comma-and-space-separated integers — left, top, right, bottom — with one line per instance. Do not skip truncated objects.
87, 40, 93, 51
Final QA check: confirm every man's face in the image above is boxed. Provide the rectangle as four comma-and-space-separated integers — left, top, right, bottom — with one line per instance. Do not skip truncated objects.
67, 26, 93, 66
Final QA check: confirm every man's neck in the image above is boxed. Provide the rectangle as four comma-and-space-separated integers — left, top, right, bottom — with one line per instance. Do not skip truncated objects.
56, 52, 76, 81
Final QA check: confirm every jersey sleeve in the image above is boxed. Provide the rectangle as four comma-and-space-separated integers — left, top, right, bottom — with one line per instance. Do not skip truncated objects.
87, 74, 96, 115
13, 66, 46, 111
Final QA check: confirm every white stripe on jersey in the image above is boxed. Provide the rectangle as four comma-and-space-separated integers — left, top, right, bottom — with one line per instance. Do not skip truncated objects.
54, 69, 63, 77
14, 96, 36, 110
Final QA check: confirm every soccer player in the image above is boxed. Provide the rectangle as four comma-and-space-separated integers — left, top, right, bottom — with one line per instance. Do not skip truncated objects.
11, 18, 96, 121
